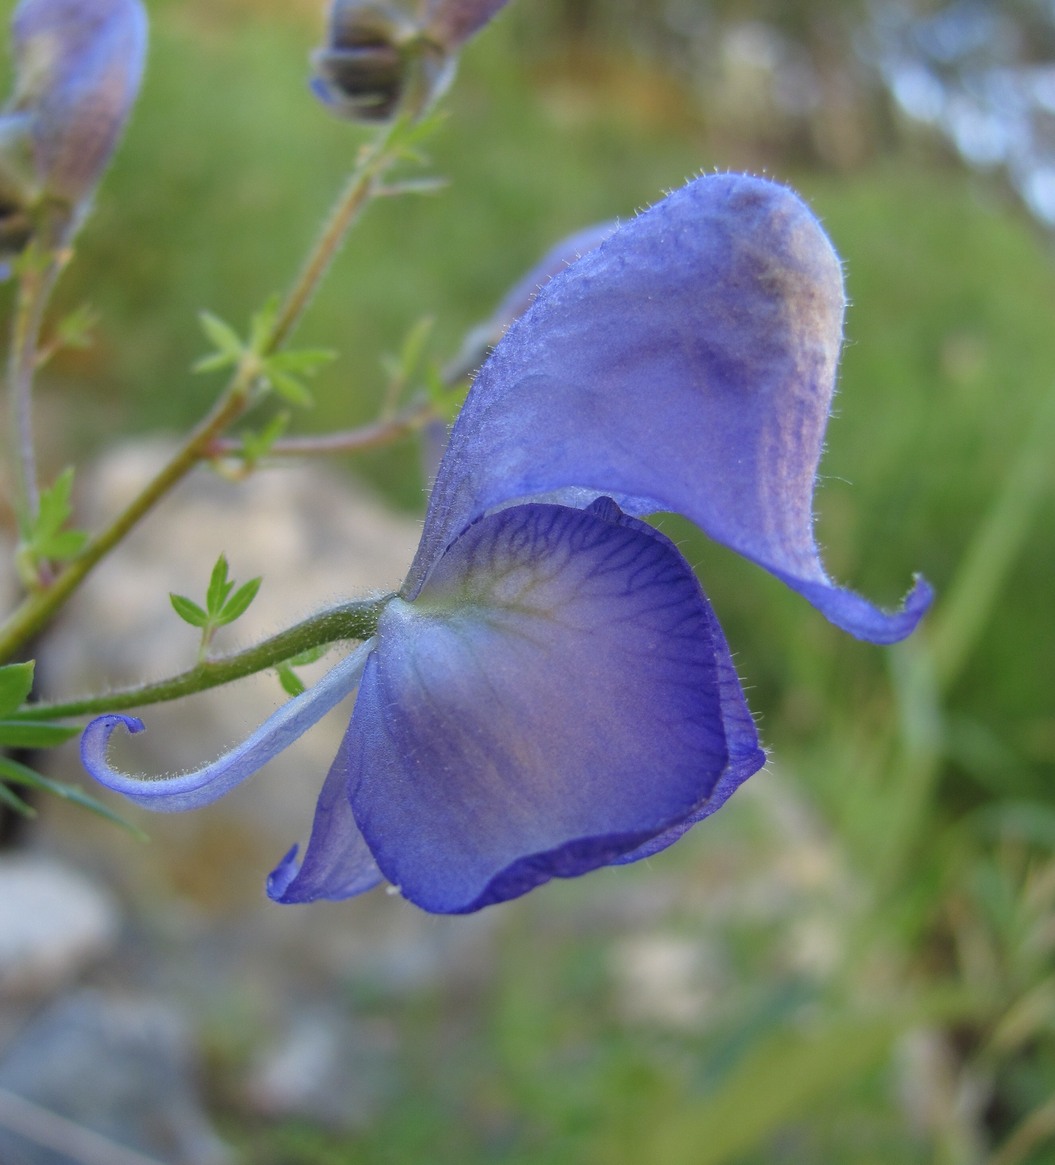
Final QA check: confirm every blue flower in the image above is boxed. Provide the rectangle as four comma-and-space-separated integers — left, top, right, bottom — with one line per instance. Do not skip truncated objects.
0, 0, 147, 222
82, 173, 932, 914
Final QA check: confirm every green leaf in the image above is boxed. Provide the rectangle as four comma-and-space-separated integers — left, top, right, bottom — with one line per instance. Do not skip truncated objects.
11, 239, 52, 280
0, 755, 148, 840
264, 367, 314, 408
39, 528, 88, 560
169, 593, 209, 628
198, 310, 244, 357
376, 176, 448, 198
638, 989, 978, 1165
276, 663, 306, 697
56, 303, 99, 350
34, 468, 74, 538
275, 643, 330, 697
971, 800, 1055, 849
266, 348, 336, 375
239, 412, 290, 465
218, 576, 262, 625
287, 645, 329, 668
388, 106, 446, 159
22, 469, 88, 565
0, 719, 80, 748
248, 293, 281, 355
173, 557, 263, 646
423, 361, 451, 403
0, 782, 35, 818
192, 350, 239, 374
0, 661, 35, 717
193, 310, 245, 373
206, 554, 234, 615
381, 317, 435, 411
397, 316, 434, 380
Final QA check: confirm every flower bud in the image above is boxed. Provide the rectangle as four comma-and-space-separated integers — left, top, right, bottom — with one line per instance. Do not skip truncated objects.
421, 0, 510, 50
312, 1, 452, 123
0, 0, 147, 233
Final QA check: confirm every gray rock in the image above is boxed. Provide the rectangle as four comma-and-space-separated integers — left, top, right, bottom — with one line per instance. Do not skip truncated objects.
244, 1000, 397, 1131
0, 989, 231, 1165
0, 855, 119, 1000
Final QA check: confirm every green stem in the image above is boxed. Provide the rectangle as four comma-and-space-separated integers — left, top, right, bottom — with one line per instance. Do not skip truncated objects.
19, 595, 389, 720
5, 246, 65, 536
0, 121, 409, 666
207, 397, 438, 460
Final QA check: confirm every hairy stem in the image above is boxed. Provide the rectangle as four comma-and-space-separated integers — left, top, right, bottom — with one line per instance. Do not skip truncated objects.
5, 247, 65, 537
207, 397, 438, 460
18, 595, 390, 720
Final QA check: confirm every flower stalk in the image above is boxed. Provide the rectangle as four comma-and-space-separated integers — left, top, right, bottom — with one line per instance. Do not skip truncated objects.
5, 243, 66, 549
17, 596, 389, 721
205, 396, 439, 462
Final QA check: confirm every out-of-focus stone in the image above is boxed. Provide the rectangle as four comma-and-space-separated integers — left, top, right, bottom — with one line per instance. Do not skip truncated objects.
610, 931, 725, 1029
244, 1000, 397, 1130
0, 989, 231, 1165
0, 855, 120, 999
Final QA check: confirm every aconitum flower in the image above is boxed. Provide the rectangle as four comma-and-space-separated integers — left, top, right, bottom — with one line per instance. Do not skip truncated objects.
0, 0, 147, 229
83, 173, 932, 915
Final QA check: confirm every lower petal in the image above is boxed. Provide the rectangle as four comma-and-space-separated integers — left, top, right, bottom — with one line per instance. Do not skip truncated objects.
267, 729, 383, 904
346, 499, 765, 914
613, 601, 767, 864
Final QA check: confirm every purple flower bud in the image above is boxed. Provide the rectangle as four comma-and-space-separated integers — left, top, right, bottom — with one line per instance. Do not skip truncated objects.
312, 1, 452, 123
6, 0, 147, 212
312, 0, 511, 123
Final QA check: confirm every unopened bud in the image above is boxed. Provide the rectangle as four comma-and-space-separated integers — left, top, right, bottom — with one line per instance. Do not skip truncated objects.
312, 1, 452, 123
0, 0, 146, 248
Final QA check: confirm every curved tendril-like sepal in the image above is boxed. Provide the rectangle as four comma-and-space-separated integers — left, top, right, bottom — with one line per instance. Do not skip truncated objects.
81, 639, 376, 812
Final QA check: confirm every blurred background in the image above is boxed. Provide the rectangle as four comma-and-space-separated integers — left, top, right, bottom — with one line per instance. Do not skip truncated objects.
1, 0, 1054, 1162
